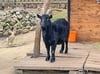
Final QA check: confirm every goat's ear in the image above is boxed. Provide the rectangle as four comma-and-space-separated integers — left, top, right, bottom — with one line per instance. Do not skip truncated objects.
37, 14, 41, 19
49, 15, 52, 19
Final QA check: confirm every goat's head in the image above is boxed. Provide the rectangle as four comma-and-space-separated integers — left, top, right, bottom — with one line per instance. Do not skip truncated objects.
37, 14, 52, 30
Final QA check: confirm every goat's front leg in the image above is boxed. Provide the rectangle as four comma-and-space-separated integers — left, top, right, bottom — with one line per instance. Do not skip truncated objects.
51, 43, 56, 63
45, 43, 50, 61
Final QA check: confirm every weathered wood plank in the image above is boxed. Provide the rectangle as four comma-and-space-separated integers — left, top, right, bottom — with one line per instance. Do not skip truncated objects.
15, 56, 83, 71
15, 43, 93, 74
15, 43, 89, 71
15, 69, 23, 74
85, 49, 100, 71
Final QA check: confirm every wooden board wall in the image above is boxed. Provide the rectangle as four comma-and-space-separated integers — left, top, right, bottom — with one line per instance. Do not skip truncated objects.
70, 0, 100, 41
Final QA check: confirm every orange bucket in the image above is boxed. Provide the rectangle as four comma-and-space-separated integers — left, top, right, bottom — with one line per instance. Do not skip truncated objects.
68, 31, 77, 42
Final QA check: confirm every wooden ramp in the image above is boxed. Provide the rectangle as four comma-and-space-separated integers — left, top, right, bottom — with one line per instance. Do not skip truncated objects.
14, 43, 91, 74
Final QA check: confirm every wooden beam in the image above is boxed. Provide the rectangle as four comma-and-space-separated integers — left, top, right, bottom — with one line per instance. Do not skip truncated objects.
33, 0, 50, 57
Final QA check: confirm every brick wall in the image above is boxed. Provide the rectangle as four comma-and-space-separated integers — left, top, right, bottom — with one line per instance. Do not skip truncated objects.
70, 0, 100, 41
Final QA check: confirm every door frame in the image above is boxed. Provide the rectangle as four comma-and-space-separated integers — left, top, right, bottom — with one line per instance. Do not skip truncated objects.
68, 0, 70, 22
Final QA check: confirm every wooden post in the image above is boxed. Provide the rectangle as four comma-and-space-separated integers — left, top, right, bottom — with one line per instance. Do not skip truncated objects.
33, 0, 50, 57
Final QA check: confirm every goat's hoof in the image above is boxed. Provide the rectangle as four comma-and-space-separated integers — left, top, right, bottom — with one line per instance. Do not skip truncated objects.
59, 50, 63, 54
65, 51, 68, 54
50, 57, 55, 63
45, 56, 50, 61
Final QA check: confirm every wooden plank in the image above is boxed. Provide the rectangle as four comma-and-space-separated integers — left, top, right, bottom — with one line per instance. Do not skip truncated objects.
15, 69, 23, 74
15, 43, 90, 71
15, 56, 83, 71
85, 49, 100, 71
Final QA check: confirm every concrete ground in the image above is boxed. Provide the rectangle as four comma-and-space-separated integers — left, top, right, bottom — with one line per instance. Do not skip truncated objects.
0, 31, 100, 74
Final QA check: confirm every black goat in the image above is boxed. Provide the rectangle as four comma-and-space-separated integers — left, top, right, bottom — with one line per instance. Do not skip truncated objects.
37, 14, 70, 62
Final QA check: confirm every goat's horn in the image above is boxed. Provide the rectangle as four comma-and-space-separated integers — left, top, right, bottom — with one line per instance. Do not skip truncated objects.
46, 9, 52, 14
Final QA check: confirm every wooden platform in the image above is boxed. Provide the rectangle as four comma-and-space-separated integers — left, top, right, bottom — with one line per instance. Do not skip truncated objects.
14, 43, 100, 74
85, 49, 100, 72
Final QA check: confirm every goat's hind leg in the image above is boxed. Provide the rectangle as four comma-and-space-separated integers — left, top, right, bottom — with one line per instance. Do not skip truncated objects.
65, 41, 68, 54
59, 42, 64, 53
